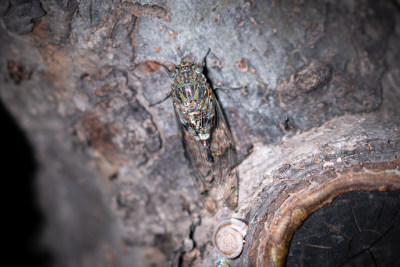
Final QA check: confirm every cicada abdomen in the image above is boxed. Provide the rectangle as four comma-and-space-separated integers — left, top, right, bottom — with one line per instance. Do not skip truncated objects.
159, 60, 238, 213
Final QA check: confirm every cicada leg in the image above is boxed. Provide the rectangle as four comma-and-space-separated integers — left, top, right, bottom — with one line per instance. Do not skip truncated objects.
149, 62, 178, 107
213, 86, 246, 92
200, 48, 211, 70
149, 92, 172, 107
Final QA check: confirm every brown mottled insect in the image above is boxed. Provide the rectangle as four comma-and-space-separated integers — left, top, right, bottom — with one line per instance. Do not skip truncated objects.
152, 52, 239, 213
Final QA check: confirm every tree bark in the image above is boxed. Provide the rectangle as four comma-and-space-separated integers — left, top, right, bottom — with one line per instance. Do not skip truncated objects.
1, 0, 399, 266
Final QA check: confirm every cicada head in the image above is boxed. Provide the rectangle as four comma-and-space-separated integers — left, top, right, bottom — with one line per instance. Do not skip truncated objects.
173, 62, 203, 76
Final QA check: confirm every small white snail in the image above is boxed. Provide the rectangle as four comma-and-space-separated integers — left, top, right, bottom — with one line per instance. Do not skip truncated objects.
213, 218, 249, 259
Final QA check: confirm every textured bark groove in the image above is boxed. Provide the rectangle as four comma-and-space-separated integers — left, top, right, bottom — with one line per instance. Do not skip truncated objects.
1, 0, 400, 266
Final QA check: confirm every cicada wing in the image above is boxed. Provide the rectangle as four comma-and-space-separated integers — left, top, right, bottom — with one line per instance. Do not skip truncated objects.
174, 107, 219, 213
173, 93, 238, 213
184, 133, 221, 213
209, 91, 239, 209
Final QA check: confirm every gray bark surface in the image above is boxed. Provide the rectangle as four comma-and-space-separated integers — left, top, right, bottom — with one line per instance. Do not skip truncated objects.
1, 0, 399, 266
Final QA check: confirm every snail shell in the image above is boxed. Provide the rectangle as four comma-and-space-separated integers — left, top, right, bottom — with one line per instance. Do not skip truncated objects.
213, 218, 249, 259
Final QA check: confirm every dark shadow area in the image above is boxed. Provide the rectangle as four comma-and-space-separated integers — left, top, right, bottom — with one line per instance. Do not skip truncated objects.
288, 191, 400, 267
1, 100, 52, 267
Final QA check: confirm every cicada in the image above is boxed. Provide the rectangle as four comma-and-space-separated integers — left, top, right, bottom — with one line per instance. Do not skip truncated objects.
153, 54, 239, 213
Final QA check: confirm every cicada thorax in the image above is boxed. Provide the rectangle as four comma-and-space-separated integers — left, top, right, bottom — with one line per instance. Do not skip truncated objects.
171, 63, 215, 142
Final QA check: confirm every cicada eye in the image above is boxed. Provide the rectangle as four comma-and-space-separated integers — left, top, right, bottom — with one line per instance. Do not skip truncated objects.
170, 67, 178, 78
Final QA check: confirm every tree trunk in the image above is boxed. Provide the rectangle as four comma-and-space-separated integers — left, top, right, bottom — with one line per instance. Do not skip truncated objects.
1, 0, 399, 266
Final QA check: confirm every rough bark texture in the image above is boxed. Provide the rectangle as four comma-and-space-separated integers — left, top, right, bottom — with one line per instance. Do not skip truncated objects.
1, 0, 400, 267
